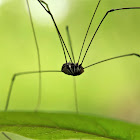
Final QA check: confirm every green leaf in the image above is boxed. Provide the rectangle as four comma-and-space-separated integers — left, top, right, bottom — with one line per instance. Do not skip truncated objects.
0, 112, 140, 140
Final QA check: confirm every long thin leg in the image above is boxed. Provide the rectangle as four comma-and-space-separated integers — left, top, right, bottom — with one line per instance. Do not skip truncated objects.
84, 53, 140, 69
26, 0, 42, 111
66, 26, 75, 63
39, 0, 69, 63
73, 77, 79, 113
4, 70, 61, 111
81, 7, 140, 65
78, 0, 102, 63
38, 1, 68, 63
37, 0, 73, 63
66, 26, 79, 113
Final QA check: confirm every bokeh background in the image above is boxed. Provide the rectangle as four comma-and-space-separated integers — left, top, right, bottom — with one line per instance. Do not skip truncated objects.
1, 0, 140, 123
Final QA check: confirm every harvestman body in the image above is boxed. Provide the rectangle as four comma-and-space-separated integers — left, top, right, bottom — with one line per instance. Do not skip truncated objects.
62, 63, 84, 76
4, 0, 140, 113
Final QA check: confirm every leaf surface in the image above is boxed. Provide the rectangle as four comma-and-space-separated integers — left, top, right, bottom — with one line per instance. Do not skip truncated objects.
0, 112, 140, 140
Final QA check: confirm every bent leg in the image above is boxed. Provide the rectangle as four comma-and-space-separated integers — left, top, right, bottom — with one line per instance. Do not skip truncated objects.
5, 70, 61, 111
84, 53, 140, 69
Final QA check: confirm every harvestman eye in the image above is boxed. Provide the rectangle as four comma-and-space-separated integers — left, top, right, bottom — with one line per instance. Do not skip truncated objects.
4, 0, 140, 113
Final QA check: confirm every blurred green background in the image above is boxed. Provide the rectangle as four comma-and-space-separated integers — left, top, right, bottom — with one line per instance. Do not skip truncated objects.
1, 0, 140, 123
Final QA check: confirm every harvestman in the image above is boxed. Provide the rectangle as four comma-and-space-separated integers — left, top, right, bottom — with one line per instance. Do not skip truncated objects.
4, 0, 140, 113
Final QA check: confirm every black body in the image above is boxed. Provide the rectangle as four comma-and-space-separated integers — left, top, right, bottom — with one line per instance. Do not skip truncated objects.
61, 63, 84, 76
